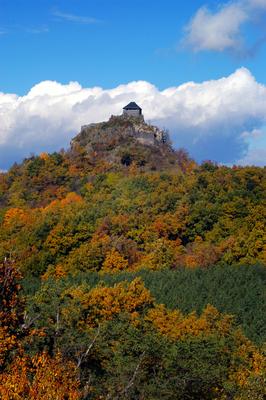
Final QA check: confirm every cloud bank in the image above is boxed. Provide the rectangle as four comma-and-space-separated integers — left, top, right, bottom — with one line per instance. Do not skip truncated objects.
0, 67, 266, 169
184, 0, 266, 54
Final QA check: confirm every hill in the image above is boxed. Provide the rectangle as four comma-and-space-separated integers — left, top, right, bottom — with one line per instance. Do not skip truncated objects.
72, 114, 175, 169
0, 115, 265, 399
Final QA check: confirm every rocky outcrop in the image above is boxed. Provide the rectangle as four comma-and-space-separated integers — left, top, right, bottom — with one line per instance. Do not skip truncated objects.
75, 115, 169, 148
70, 115, 177, 170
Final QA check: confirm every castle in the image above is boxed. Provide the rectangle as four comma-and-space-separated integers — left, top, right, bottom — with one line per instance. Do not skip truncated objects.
123, 102, 142, 118
80, 102, 169, 147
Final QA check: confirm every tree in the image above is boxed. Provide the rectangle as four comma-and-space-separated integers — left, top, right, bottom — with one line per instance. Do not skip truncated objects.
102, 248, 129, 273
0, 352, 81, 400
0, 260, 24, 369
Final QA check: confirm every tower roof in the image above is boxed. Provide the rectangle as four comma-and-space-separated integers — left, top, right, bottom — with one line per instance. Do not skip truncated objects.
123, 102, 142, 111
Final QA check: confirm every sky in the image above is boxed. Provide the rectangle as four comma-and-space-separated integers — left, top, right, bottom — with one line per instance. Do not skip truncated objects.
0, 0, 266, 170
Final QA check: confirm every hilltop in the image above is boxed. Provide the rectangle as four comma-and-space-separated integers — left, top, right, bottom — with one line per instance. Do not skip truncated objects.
71, 114, 180, 170
0, 114, 195, 208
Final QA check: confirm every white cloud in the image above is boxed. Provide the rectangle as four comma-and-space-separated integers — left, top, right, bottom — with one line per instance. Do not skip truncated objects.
248, 0, 266, 9
52, 9, 101, 24
0, 67, 266, 168
237, 148, 266, 165
183, 0, 266, 53
184, 3, 247, 52
236, 128, 266, 165
25, 26, 49, 34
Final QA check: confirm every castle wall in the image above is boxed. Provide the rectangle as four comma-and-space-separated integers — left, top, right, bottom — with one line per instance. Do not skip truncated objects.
123, 109, 141, 117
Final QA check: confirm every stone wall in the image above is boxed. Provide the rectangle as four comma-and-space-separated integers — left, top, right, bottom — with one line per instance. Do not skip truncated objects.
123, 109, 142, 117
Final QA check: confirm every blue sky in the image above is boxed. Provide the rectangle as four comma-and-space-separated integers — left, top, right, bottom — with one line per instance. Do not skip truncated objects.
1, 0, 266, 93
0, 0, 266, 168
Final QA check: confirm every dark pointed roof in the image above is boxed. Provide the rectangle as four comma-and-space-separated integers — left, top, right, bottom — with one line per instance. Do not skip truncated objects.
123, 102, 142, 111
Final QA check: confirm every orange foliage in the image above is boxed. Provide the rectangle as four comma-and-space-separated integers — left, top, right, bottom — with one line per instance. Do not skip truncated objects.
176, 236, 223, 268
43, 192, 84, 213
232, 352, 265, 388
60, 192, 83, 206
41, 263, 67, 281
150, 205, 189, 239
68, 164, 83, 177
77, 278, 154, 327
146, 304, 234, 340
0, 352, 81, 400
3, 208, 31, 228
39, 152, 49, 161
0, 328, 17, 368
101, 248, 129, 273
0, 262, 24, 367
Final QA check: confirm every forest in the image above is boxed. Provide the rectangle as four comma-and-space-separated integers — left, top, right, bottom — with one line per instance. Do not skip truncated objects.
0, 120, 265, 399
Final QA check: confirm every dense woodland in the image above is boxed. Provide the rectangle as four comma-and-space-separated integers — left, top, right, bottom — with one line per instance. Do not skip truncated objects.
0, 118, 265, 399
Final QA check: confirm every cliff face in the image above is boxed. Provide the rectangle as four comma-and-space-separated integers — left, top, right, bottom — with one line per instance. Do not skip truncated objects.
71, 115, 178, 170
73, 115, 169, 147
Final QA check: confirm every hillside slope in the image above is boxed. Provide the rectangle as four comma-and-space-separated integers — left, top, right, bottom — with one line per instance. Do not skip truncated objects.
0, 115, 265, 273
0, 117, 265, 399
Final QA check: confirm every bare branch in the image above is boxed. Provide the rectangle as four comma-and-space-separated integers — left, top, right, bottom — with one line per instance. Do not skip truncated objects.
76, 325, 101, 368
122, 351, 146, 397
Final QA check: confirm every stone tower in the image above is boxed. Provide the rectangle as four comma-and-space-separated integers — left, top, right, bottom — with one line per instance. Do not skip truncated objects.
123, 102, 142, 117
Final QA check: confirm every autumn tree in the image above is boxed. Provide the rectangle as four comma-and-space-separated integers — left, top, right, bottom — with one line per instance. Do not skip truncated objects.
0, 260, 24, 369
0, 352, 81, 400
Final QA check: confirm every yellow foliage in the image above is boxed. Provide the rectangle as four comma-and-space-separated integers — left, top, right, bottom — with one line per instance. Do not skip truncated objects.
78, 278, 154, 327
0, 352, 81, 400
146, 304, 234, 340
43, 192, 83, 213
60, 192, 83, 206
136, 238, 183, 270
41, 263, 67, 281
45, 223, 76, 255
53, 233, 112, 275
146, 303, 266, 390
85, 182, 94, 192
101, 249, 129, 273
3, 208, 30, 228
229, 343, 266, 388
